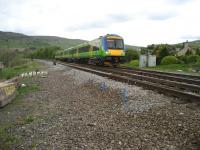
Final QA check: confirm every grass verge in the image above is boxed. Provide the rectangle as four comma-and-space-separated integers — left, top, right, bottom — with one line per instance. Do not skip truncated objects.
121, 62, 200, 76
0, 124, 17, 150
120, 60, 139, 68
0, 60, 40, 80
147, 64, 200, 75
0, 82, 40, 149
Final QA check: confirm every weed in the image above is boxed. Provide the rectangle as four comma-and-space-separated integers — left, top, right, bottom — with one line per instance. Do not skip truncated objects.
31, 143, 37, 149
18, 84, 39, 95
24, 115, 34, 124
0, 125, 17, 150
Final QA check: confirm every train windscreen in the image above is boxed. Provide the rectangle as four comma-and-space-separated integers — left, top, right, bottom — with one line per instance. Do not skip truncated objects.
107, 39, 124, 49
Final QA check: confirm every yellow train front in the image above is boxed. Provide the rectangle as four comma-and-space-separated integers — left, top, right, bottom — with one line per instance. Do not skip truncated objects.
55, 34, 125, 66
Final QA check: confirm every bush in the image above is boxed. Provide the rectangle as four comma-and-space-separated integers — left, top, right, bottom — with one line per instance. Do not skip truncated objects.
192, 57, 200, 71
31, 46, 61, 59
0, 49, 17, 67
125, 49, 139, 62
196, 57, 200, 65
186, 55, 200, 64
161, 56, 179, 65
129, 60, 139, 67
177, 56, 187, 63
10, 58, 29, 67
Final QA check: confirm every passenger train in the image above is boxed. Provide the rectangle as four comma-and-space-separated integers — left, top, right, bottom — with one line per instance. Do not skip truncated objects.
55, 34, 125, 66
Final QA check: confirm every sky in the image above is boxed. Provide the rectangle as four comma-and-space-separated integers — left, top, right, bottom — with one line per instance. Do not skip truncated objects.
0, 0, 200, 46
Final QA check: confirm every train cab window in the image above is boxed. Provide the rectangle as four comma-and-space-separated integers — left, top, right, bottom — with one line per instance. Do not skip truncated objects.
107, 40, 115, 49
107, 39, 124, 49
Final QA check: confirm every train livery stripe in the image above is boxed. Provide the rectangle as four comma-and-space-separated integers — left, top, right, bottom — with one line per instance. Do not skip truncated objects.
108, 49, 124, 56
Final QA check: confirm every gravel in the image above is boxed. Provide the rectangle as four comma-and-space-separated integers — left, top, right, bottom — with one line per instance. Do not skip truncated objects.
63, 65, 172, 113
1, 60, 200, 150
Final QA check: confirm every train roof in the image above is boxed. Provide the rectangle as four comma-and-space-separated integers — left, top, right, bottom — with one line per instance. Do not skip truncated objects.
103, 34, 123, 39
61, 34, 123, 52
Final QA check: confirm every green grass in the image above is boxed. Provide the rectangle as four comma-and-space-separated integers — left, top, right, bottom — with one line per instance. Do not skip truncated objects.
24, 115, 34, 124
0, 121, 19, 150
121, 61, 200, 75
0, 83, 40, 149
18, 84, 40, 95
121, 60, 139, 68
147, 64, 200, 75
0, 115, 35, 149
0, 60, 40, 80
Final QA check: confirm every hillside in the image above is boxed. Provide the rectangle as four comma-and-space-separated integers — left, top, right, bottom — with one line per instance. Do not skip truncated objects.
188, 40, 200, 49
125, 44, 143, 51
0, 31, 142, 50
0, 31, 85, 49
174, 40, 200, 49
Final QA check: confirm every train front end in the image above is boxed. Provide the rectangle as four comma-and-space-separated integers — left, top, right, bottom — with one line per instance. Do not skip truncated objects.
102, 34, 125, 66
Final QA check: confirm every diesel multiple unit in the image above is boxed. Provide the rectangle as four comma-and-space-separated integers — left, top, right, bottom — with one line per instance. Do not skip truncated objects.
55, 34, 125, 66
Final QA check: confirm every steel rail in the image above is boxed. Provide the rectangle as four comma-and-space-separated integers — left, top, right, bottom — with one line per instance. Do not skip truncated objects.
59, 62, 200, 102
90, 67, 200, 93
116, 68, 200, 86
120, 66, 200, 80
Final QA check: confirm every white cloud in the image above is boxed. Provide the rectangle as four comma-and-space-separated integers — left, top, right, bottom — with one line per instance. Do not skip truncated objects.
0, 0, 199, 46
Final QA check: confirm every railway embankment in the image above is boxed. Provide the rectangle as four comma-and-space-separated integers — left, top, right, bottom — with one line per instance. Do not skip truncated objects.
0, 60, 200, 149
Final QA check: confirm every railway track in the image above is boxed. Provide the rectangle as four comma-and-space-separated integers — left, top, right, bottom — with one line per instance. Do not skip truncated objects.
57, 61, 200, 102
118, 67, 200, 86
121, 66, 200, 80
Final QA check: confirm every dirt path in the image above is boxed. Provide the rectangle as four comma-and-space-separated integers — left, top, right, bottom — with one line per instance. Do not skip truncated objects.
0, 60, 200, 150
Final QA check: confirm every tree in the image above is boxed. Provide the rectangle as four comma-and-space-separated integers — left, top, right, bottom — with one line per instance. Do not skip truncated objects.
185, 49, 192, 55
0, 49, 17, 67
125, 48, 139, 62
152, 44, 170, 64
147, 44, 155, 50
195, 48, 200, 55
30, 46, 61, 59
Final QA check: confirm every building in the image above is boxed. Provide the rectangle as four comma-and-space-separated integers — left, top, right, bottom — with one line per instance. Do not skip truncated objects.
176, 41, 193, 56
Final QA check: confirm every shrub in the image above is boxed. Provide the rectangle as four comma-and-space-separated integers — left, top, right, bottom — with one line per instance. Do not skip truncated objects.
192, 57, 200, 71
186, 55, 200, 64
0, 49, 17, 67
161, 56, 179, 65
10, 58, 28, 67
125, 49, 139, 62
31, 46, 61, 59
196, 57, 200, 64
178, 55, 187, 63
129, 60, 139, 67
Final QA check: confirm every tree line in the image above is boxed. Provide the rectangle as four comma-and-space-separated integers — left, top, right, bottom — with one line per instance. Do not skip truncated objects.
30, 46, 61, 59
124, 44, 200, 66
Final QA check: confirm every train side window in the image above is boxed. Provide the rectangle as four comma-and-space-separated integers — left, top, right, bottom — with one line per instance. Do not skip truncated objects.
93, 46, 99, 51
79, 45, 90, 53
